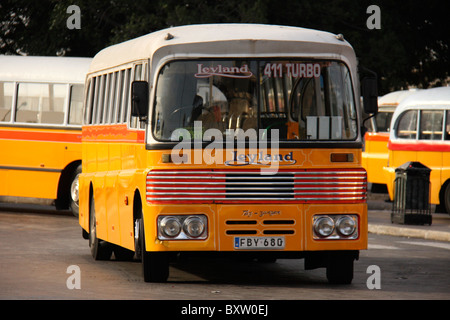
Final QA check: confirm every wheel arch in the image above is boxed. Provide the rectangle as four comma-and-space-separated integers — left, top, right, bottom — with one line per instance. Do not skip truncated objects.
438, 178, 450, 213
133, 188, 143, 223
55, 160, 82, 210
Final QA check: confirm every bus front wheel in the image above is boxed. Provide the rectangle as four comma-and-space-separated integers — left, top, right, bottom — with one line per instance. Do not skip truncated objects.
139, 217, 169, 282
326, 253, 354, 285
444, 183, 450, 215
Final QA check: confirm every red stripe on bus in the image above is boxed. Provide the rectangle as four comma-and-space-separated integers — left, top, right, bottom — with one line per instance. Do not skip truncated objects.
364, 132, 389, 142
388, 140, 450, 152
0, 128, 81, 143
82, 124, 145, 143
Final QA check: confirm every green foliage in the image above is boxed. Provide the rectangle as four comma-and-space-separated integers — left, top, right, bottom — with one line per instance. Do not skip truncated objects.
0, 0, 448, 93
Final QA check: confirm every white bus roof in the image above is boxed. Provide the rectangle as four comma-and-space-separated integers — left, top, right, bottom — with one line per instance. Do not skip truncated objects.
389, 87, 450, 139
377, 89, 421, 108
89, 24, 357, 74
0, 55, 92, 83
395, 87, 450, 110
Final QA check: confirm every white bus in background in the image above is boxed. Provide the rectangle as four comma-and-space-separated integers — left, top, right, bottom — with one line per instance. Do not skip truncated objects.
362, 89, 419, 191
0, 55, 91, 216
384, 86, 450, 214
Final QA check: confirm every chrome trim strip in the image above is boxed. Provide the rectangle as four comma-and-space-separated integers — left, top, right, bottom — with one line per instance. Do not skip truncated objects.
146, 197, 366, 201
146, 169, 367, 202
146, 181, 365, 186
0, 165, 62, 173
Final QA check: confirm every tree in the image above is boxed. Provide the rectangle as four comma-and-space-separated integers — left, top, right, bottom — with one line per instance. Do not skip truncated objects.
1, 0, 448, 92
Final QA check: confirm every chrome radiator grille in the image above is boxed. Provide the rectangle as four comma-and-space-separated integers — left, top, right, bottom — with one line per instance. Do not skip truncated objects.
146, 169, 367, 203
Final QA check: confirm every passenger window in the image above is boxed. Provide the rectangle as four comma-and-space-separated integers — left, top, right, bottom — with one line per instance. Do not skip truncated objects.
110, 71, 119, 124
396, 110, 417, 139
84, 78, 94, 124
445, 110, 450, 140
68, 84, 84, 125
115, 70, 124, 123
419, 110, 443, 140
102, 74, 111, 124
121, 68, 131, 123
131, 64, 143, 128
16, 83, 66, 124
93, 76, 102, 124
0, 82, 14, 122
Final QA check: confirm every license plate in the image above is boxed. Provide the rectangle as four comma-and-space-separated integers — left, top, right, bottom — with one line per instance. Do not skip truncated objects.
234, 236, 285, 250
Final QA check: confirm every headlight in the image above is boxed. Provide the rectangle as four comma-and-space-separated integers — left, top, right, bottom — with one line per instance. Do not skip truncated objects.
158, 215, 208, 240
183, 216, 206, 238
313, 216, 335, 237
159, 216, 182, 238
313, 214, 358, 239
336, 215, 357, 236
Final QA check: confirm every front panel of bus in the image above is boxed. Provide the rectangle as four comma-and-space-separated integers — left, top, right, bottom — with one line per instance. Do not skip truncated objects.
143, 59, 367, 254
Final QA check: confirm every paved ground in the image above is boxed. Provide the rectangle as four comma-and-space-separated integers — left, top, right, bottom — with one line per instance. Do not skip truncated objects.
367, 194, 450, 242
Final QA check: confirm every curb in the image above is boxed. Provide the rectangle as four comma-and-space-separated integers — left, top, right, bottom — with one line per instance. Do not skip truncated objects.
368, 224, 450, 242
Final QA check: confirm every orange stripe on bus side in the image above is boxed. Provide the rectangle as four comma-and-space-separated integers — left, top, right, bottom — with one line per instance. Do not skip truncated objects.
82, 124, 145, 143
0, 127, 81, 143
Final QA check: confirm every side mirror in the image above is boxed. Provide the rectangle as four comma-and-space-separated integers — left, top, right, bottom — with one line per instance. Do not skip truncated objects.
131, 81, 149, 120
362, 77, 378, 114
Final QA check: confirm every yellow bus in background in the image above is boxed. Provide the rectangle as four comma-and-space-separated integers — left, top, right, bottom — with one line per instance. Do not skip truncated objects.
362, 89, 419, 191
0, 55, 91, 216
79, 24, 378, 284
384, 87, 450, 213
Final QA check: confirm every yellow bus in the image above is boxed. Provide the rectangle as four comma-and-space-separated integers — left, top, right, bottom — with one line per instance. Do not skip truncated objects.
0, 55, 91, 216
384, 86, 450, 213
362, 90, 419, 191
79, 24, 378, 284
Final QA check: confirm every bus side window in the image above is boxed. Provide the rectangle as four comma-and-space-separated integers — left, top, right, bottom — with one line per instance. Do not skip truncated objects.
396, 110, 417, 139
0, 81, 14, 122
68, 84, 84, 125
130, 64, 143, 129
16, 83, 65, 124
102, 73, 112, 124
121, 68, 131, 124
109, 71, 119, 124
84, 78, 95, 125
446, 110, 450, 140
93, 75, 104, 124
115, 70, 124, 123
419, 110, 443, 140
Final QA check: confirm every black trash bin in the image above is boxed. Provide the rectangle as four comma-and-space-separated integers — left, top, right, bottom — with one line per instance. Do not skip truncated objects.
392, 161, 432, 225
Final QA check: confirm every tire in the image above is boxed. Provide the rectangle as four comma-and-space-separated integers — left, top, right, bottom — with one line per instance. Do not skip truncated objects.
139, 217, 169, 282
69, 165, 81, 217
89, 197, 112, 260
326, 254, 354, 285
113, 245, 135, 261
444, 183, 450, 215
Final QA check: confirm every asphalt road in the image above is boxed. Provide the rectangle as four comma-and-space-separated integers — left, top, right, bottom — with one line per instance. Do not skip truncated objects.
0, 202, 449, 301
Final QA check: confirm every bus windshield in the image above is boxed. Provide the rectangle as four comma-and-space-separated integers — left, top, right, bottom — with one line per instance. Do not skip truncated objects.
152, 60, 357, 141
